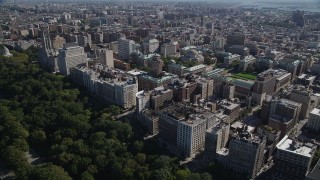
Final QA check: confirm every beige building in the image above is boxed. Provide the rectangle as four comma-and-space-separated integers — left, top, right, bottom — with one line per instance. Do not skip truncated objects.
177, 115, 207, 158
289, 86, 314, 119
99, 49, 114, 68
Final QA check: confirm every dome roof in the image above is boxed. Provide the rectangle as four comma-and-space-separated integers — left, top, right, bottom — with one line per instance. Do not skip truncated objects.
188, 49, 199, 55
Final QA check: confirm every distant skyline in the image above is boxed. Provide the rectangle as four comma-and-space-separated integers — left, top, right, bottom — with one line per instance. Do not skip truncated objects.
2, 0, 319, 6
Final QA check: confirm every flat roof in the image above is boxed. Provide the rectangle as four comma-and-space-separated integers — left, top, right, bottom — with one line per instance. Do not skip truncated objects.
185, 64, 207, 72
277, 135, 315, 157
310, 108, 320, 116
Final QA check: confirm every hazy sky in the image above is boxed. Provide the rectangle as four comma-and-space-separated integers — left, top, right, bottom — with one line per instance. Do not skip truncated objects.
212, 0, 318, 2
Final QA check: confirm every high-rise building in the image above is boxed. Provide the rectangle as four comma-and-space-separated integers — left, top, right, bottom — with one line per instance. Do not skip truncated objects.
99, 49, 114, 68
142, 39, 159, 54
205, 121, 230, 162
38, 28, 59, 72
150, 55, 164, 77
197, 78, 214, 100
268, 98, 302, 138
177, 115, 206, 158
136, 91, 151, 113
228, 129, 266, 179
222, 83, 235, 100
160, 43, 177, 57
256, 125, 281, 162
158, 105, 207, 158
213, 37, 226, 50
217, 101, 240, 123
78, 34, 92, 47
253, 70, 277, 95
150, 86, 173, 110
70, 65, 138, 109
200, 15, 208, 27
292, 10, 305, 27
138, 109, 159, 135
170, 79, 198, 102
118, 37, 139, 60
57, 43, 88, 75
252, 69, 290, 105
273, 136, 316, 180
307, 108, 320, 132
289, 86, 315, 119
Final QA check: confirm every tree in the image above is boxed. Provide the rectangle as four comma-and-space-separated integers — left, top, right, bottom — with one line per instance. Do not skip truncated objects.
132, 141, 144, 154
28, 163, 72, 180
2, 146, 29, 170
187, 173, 201, 180
81, 171, 95, 180
135, 153, 146, 165
204, 57, 215, 65
175, 169, 190, 180
200, 172, 212, 180
152, 155, 173, 169
29, 129, 46, 145
106, 105, 121, 116
151, 169, 175, 180
0, 49, 216, 180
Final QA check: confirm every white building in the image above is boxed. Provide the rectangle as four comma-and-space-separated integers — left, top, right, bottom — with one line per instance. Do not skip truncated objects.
136, 91, 151, 113
99, 49, 114, 68
274, 135, 316, 179
177, 115, 206, 158
239, 55, 256, 72
58, 43, 87, 75
224, 54, 241, 67
142, 39, 159, 54
70, 65, 138, 109
118, 37, 139, 60
114, 80, 138, 109
213, 37, 226, 50
160, 43, 177, 57
307, 108, 320, 132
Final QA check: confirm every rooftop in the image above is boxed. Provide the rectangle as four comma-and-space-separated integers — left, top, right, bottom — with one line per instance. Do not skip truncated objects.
206, 121, 229, 134
277, 135, 316, 157
180, 115, 206, 127
141, 73, 176, 83
310, 108, 320, 116
185, 64, 207, 72
298, 74, 316, 81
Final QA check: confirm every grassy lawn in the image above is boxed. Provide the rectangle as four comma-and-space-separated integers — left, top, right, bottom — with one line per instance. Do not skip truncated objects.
232, 73, 257, 80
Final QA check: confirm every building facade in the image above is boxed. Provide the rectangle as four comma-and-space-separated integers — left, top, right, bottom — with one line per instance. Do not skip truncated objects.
58, 43, 87, 75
